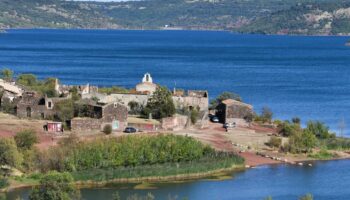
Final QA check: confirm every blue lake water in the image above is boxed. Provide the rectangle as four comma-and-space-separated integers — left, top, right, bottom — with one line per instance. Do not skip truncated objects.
7, 160, 350, 200
0, 29, 350, 133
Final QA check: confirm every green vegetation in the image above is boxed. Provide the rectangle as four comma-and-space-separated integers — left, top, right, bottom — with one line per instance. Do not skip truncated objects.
103, 124, 112, 135
308, 149, 336, 160
1, 0, 348, 35
239, 1, 350, 35
72, 153, 243, 182
128, 101, 142, 115
190, 108, 199, 125
1, 68, 13, 81
37, 134, 227, 172
29, 171, 80, 200
0, 137, 22, 168
210, 91, 242, 109
99, 86, 129, 95
142, 86, 175, 119
322, 137, 350, 150
267, 136, 282, 149
255, 107, 273, 123
14, 129, 38, 151
305, 121, 335, 139
16, 74, 58, 97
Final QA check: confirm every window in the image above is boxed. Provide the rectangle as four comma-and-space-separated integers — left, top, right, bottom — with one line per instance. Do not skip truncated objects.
48, 102, 52, 108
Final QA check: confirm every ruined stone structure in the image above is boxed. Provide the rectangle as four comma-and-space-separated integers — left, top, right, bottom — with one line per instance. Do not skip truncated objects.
216, 99, 253, 125
16, 91, 67, 119
172, 90, 209, 111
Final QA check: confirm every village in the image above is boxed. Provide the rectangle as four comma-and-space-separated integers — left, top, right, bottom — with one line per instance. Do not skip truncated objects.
0, 71, 294, 167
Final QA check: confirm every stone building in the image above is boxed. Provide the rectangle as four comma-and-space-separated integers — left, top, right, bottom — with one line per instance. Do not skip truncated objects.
16, 91, 67, 119
216, 99, 253, 124
135, 73, 157, 94
71, 100, 128, 132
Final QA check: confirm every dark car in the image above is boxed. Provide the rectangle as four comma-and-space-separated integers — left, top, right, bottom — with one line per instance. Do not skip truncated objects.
210, 116, 220, 123
124, 127, 137, 133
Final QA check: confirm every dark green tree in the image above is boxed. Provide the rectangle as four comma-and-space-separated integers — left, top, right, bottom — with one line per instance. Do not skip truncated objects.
142, 86, 175, 119
29, 171, 80, 200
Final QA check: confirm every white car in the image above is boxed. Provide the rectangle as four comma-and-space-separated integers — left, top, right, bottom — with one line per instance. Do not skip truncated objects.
224, 122, 236, 129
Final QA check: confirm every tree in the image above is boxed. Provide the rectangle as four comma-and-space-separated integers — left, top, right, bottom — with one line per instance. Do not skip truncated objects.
128, 101, 142, 115
0, 138, 23, 168
1, 68, 13, 81
278, 121, 301, 137
142, 86, 175, 119
29, 171, 80, 200
210, 91, 242, 109
305, 121, 333, 139
292, 117, 301, 124
14, 129, 38, 151
261, 107, 273, 123
287, 130, 317, 153
54, 99, 75, 123
17, 74, 37, 86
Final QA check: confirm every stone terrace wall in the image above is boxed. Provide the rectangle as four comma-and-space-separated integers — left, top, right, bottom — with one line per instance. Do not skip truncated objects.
71, 118, 102, 132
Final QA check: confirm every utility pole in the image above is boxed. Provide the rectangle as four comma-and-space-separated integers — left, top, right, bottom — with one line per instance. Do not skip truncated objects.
338, 117, 346, 138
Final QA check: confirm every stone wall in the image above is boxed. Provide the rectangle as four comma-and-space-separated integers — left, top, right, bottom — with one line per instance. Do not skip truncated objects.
161, 115, 188, 131
71, 118, 102, 131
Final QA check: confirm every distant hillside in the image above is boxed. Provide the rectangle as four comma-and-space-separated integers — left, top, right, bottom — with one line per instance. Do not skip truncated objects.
238, 1, 350, 35
0, 0, 350, 35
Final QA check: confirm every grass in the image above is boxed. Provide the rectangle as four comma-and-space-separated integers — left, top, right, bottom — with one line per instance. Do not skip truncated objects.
308, 149, 337, 160
72, 156, 244, 183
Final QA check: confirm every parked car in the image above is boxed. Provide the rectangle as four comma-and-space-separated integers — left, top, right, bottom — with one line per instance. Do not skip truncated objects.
210, 116, 220, 123
124, 127, 137, 133
223, 122, 236, 129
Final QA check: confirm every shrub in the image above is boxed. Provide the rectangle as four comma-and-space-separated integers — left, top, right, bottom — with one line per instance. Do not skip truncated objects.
267, 136, 282, 149
287, 130, 317, 153
14, 129, 38, 151
278, 121, 301, 137
29, 171, 80, 200
190, 109, 199, 124
0, 137, 23, 168
103, 124, 112, 135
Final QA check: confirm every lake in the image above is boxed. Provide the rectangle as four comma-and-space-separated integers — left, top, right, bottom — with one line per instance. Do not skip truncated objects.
7, 159, 350, 200
0, 29, 349, 133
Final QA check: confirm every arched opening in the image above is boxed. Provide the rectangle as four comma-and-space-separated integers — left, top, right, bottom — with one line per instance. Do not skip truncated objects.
26, 107, 31, 118
146, 74, 149, 82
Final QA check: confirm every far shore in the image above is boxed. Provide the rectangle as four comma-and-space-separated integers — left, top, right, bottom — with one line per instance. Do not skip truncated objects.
2, 28, 350, 37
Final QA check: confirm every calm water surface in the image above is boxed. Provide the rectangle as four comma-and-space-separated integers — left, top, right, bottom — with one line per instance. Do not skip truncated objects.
0, 29, 349, 133
7, 160, 350, 200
